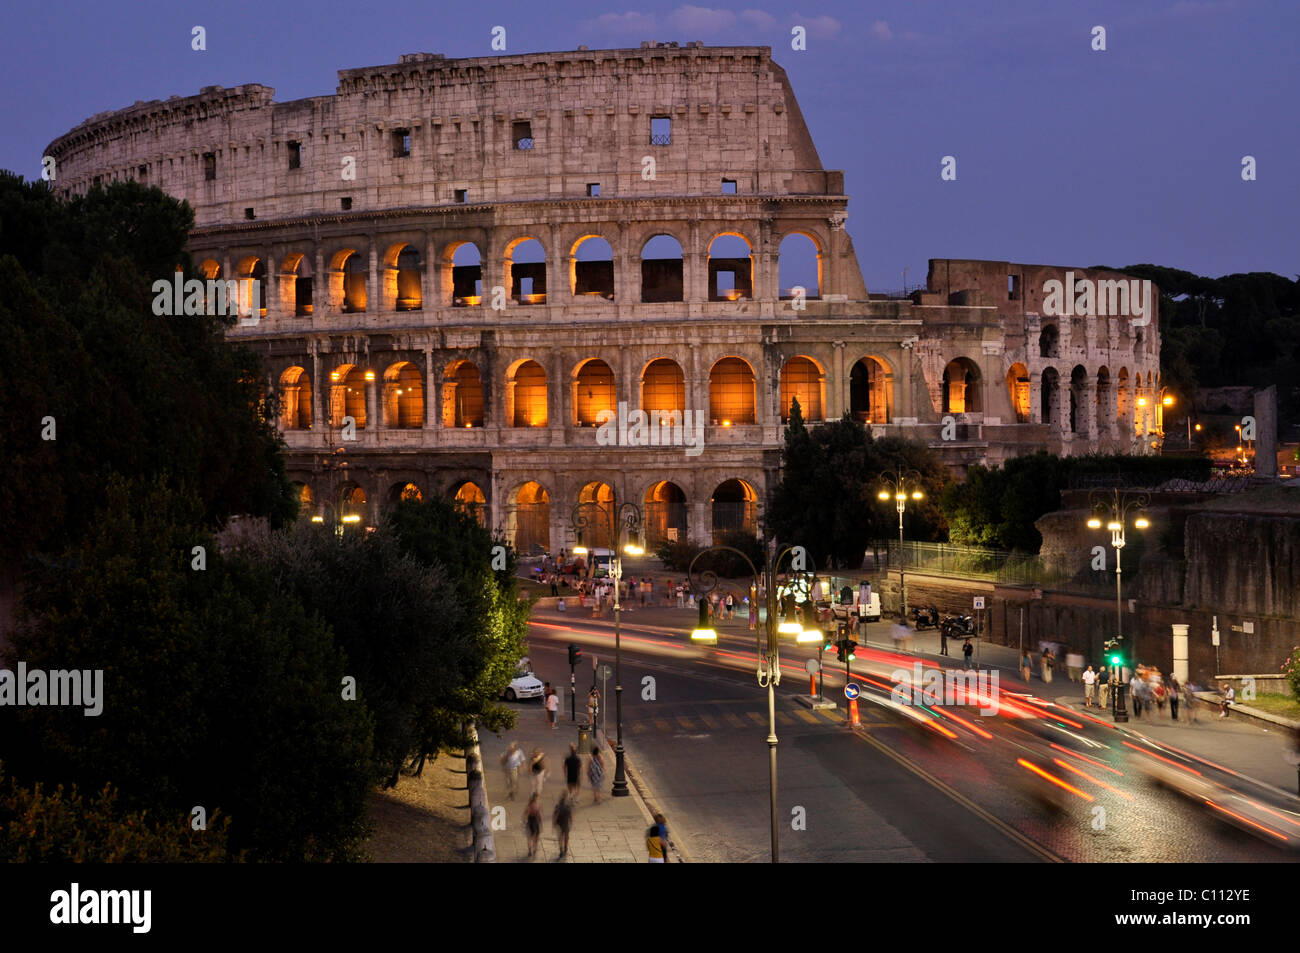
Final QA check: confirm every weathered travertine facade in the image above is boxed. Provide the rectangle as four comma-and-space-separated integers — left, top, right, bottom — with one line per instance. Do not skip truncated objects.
46, 44, 1162, 552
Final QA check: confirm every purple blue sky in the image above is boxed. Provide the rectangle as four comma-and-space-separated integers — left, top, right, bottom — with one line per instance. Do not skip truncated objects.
3, 0, 1295, 291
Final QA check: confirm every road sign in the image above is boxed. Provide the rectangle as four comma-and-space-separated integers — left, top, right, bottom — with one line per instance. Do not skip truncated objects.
973, 596, 985, 609
804, 658, 820, 674
844, 682, 861, 700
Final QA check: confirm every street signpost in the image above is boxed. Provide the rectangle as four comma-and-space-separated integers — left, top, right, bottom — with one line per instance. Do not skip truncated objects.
844, 682, 860, 699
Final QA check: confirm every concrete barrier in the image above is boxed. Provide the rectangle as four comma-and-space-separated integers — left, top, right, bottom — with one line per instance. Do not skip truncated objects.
463, 721, 496, 863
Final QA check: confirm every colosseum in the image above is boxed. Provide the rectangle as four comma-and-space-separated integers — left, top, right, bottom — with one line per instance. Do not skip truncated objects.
46, 43, 1164, 554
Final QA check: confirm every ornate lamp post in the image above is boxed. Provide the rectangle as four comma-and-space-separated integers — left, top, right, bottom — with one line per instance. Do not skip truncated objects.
876, 469, 925, 620
1086, 488, 1150, 723
687, 541, 818, 863
570, 497, 643, 798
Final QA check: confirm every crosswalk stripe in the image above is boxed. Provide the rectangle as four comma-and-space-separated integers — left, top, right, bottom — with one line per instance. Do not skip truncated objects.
724, 712, 747, 728
675, 716, 698, 731
653, 719, 673, 732
698, 713, 723, 730
793, 709, 820, 724
815, 707, 843, 722
747, 711, 767, 726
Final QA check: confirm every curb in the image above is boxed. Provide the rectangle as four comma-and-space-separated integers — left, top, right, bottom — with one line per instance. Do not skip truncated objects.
595, 727, 692, 863
463, 721, 497, 863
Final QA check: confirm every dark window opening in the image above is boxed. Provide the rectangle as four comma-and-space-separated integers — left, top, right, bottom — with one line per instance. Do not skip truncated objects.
511, 262, 546, 303
650, 116, 671, 146
641, 259, 683, 303
708, 258, 753, 301
343, 254, 367, 313
92, 176, 101, 188
396, 247, 423, 311
1009, 274, 1021, 301
137, 165, 148, 182
512, 120, 533, 150
244, 208, 255, 220
288, 140, 302, 170
203, 153, 216, 181
295, 276, 313, 316
451, 265, 482, 305
392, 129, 411, 158
586, 183, 600, 197
340, 197, 353, 211
721, 178, 737, 194
574, 261, 614, 299
454, 188, 467, 203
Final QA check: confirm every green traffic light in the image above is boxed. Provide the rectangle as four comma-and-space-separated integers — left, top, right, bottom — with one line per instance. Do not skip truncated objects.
1109, 654, 1121, 665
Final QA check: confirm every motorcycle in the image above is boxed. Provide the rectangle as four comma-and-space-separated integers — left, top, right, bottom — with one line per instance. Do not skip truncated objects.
941, 613, 975, 638
909, 605, 940, 630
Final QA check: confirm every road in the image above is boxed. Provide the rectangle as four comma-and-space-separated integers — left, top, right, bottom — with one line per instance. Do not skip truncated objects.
521, 605, 1300, 863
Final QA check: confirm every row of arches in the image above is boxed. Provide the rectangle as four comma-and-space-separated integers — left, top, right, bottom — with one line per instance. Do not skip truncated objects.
277, 354, 897, 431
202, 231, 823, 317
293, 477, 760, 551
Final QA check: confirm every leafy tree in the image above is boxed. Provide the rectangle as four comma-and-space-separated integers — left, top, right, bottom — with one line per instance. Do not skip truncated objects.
3, 478, 374, 861
766, 403, 949, 568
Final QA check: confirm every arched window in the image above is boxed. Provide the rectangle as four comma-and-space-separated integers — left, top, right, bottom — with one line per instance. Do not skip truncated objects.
506, 238, 547, 304
641, 235, 683, 303
329, 364, 368, 429
1039, 324, 1059, 359
343, 252, 367, 312
510, 360, 548, 427
453, 481, 487, 525
708, 234, 752, 301
279, 366, 313, 430
449, 242, 482, 306
780, 356, 823, 421
641, 359, 686, 420
1006, 363, 1030, 423
849, 357, 892, 424
572, 236, 614, 299
711, 479, 757, 543
383, 361, 424, 428
778, 233, 821, 299
644, 481, 688, 547
942, 358, 982, 414
512, 482, 551, 554
442, 361, 484, 427
394, 246, 422, 310
709, 357, 756, 424
574, 359, 616, 426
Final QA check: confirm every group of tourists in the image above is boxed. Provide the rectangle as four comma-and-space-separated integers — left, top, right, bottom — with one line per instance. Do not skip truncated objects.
507, 741, 608, 860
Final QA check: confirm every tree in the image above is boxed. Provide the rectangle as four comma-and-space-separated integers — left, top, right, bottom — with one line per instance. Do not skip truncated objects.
766, 405, 950, 569
3, 478, 374, 861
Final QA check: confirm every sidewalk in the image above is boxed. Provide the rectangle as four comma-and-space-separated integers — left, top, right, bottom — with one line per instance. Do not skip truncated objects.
478, 702, 675, 862
862, 624, 1300, 797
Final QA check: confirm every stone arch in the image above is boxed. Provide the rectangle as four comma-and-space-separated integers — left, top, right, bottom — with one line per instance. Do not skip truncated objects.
445, 241, 483, 306
382, 240, 423, 311
442, 359, 484, 427
508, 481, 551, 555
643, 480, 688, 548
451, 480, 487, 526
849, 356, 893, 424
711, 478, 757, 543
571, 235, 614, 299
504, 237, 547, 304
1006, 362, 1030, 423
779, 355, 825, 421
389, 481, 423, 504
340, 483, 368, 527
942, 357, 982, 414
1117, 367, 1132, 434
573, 358, 616, 427
640, 234, 684, 303
641, 358, 686, 418
1096, 366, 1112, 436
234, 255, 266, 318
382, 360, 424, 428
293, 482, 313, 520
328, 363, 367, 429
707, 233, 753, 301
709, 356, 757, 425
1069, 364, 1089, 434
328, 248, 367, 313
280, 251, 313, 316
1039, 323, 1059, 359
507, 358, 548, 427
278, 365, 313, 430
1040, 366, 1060, 429
777, 231, 821, 299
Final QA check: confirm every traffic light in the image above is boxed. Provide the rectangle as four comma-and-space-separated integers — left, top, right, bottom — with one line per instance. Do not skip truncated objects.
568, 643, 582, 666
834, 639, 846, 662
823, 630, 835, 651
1104, 638, 1123, 668
845, 639, 858, 661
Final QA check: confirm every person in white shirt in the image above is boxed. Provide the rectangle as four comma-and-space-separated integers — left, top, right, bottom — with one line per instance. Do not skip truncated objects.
1082, 665, 1097, 707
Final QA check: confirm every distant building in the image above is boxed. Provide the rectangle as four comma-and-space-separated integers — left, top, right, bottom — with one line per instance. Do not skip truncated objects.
46, 44, 1163, 552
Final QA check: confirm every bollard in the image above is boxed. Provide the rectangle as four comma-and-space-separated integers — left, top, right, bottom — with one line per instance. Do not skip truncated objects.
849, 698, 860, 727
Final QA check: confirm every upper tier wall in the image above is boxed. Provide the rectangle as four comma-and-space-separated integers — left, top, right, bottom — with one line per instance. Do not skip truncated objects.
45, 45, 839, 229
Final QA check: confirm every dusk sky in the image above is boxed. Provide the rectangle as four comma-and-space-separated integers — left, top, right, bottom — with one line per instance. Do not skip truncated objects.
3, 0, 1295, 291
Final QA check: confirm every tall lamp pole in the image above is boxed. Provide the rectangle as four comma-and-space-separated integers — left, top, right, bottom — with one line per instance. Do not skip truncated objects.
688, 541, 816, 863
876, 469, 925, 620
571, 497, 643, 798
1086, 488, 1150, 723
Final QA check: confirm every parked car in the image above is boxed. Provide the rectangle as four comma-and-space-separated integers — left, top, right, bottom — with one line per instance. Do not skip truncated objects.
502, 657, 544, 702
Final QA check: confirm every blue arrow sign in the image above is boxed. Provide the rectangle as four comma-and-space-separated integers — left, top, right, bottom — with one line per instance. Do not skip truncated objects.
844, 683, 861, 700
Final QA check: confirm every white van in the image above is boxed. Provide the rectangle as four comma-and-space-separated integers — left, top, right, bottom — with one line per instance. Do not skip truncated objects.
831, 582, 881, 624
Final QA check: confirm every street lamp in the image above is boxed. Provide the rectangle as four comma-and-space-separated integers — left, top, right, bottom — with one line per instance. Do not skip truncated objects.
570, 497, 643, 798
876, 469, 925, 620
687, 541, 814, 863
1086, 488, 1150, 723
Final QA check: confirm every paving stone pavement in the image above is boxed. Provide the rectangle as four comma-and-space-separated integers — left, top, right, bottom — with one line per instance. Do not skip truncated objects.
478, 702, 681, 863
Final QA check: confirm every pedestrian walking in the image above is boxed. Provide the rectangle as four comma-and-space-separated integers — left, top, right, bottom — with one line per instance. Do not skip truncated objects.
1021, 651, 1033, 683
940, 626, 949, 656
550, 574, 560, 597
646, 811, 674, 863
1041, 647, 1054, 684
1098, 667, 1111, 710
545, 685, 560, 728
725, 592, 734, 620
1066, 652, 1083, 683
501, 741, 525, 800
587, 686, 600, 728
1184, 681, 1198, 723
564, 743, 582, 798
749, 599, 757, 631
1130, 670, 1145, 718
962, 639, 973, 668
1082, 665, 1096, 707
587, 745, 606, 803
530, 747, 549, 796
524, 794, 543, 858
553, 794, 573, 858
891, 617, 910, 653
1168, 674, 1181, 721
